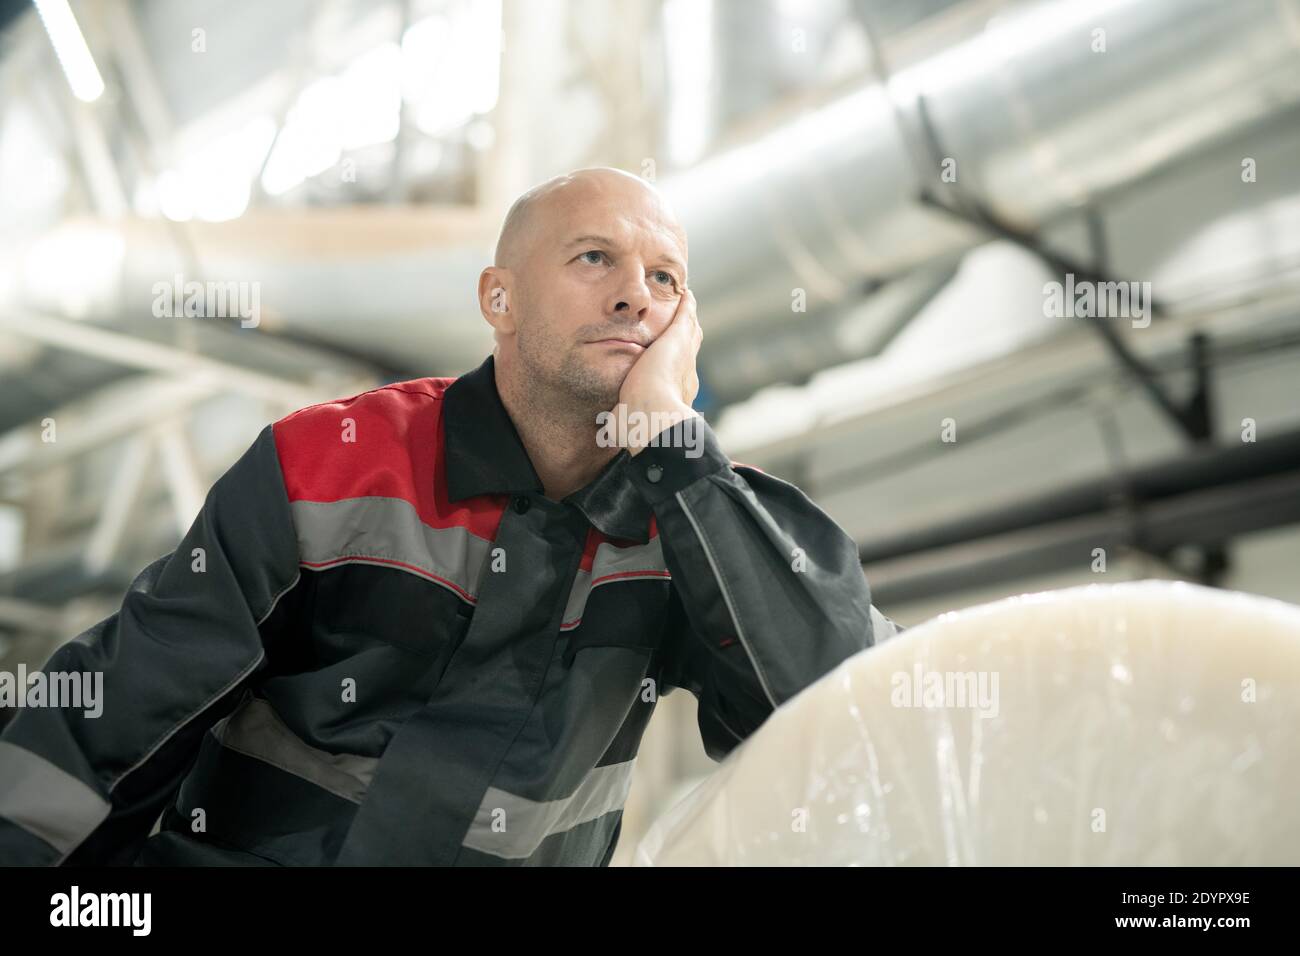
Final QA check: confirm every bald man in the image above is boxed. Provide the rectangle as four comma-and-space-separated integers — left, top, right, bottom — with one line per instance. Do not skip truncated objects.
0, 168, 899, 868
482, 168, 701, 499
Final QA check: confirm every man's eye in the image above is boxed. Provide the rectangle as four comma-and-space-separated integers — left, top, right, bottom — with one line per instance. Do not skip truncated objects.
653, 271, 675, 286
580, 250, 605, 265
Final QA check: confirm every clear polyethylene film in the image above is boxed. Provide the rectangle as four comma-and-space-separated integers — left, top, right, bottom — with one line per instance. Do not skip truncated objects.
635, 581, 1300, 866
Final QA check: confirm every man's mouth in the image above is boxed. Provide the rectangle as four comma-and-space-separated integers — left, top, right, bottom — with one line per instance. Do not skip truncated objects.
590, 337, 648, 351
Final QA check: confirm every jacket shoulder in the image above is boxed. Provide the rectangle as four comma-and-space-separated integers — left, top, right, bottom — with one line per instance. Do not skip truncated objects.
271, 378, 453, 502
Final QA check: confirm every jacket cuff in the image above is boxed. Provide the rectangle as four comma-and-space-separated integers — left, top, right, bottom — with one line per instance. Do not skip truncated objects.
626, 415, 731, 506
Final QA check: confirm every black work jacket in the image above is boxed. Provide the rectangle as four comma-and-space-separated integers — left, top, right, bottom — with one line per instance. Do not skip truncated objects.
0, 355, 893, 866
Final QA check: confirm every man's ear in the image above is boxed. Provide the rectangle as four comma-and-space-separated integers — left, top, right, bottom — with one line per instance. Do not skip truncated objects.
478, 267, 517, 334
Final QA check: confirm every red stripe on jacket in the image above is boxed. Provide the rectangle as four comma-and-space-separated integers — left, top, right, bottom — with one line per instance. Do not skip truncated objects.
273, 378, 505, 541
273, 378, 661, 550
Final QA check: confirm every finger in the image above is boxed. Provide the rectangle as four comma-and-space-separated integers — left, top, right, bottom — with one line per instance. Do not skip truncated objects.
687, 290, 702, 344
667, 290, 694, 342
672, 288, 691, 325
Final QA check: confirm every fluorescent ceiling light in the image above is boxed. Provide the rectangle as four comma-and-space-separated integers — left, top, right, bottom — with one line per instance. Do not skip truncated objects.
33, 0, 105, 102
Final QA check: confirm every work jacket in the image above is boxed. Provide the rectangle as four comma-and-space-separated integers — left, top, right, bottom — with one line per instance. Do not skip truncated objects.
0, 355, 896, 866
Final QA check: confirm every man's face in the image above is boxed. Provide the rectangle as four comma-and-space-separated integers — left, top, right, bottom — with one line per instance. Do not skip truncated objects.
508, 176, 688, 408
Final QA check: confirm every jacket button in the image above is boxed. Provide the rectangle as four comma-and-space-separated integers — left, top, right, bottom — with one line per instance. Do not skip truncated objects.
513, 495, 531, 514
646, 464, 663, 484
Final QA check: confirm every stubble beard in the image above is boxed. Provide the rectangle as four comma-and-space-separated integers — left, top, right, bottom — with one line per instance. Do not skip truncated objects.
516, 321, 624, 426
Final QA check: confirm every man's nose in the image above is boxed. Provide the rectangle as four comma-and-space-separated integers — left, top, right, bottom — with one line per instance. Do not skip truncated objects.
609, 265, 652, 318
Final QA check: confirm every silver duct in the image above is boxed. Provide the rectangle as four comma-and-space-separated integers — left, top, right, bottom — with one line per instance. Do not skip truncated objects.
665, 0, 1300, 335
22, 0, 1300, 378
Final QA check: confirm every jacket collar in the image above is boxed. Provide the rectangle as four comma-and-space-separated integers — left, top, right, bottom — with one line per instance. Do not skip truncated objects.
442, 355, 652, 544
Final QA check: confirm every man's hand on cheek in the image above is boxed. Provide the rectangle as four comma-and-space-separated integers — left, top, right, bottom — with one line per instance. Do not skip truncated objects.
617, 289, 703, 457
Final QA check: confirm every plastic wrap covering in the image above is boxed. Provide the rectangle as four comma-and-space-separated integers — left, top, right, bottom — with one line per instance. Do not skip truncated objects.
635, 581, 1300, 866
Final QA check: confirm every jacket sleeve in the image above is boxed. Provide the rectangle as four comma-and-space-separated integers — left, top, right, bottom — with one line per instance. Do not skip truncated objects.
629, 416, 893, 762
0, 423, 304, 865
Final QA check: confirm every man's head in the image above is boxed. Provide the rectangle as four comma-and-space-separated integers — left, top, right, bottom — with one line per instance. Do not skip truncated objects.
478, 167, 689, 411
